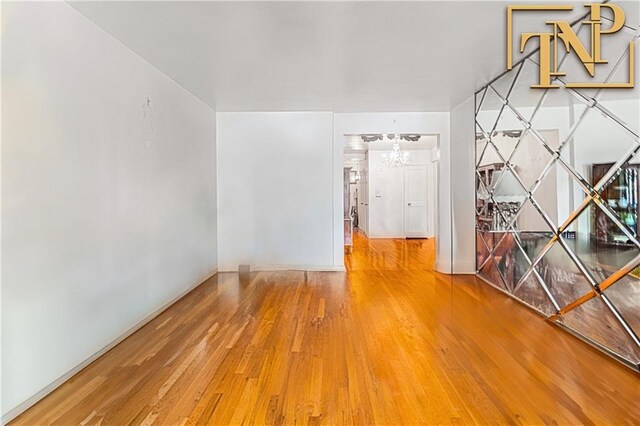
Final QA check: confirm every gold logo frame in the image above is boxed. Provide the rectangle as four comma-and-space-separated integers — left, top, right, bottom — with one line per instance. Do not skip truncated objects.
507, 4, 635, 89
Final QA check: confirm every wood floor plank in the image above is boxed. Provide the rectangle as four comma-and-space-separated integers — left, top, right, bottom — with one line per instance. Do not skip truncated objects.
10, 232, 640, 425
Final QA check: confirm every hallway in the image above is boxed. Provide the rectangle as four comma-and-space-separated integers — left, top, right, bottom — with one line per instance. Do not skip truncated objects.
12, 234, 639, 425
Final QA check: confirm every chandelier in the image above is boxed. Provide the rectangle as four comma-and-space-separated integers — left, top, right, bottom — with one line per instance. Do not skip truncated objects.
381, 135, 409, 168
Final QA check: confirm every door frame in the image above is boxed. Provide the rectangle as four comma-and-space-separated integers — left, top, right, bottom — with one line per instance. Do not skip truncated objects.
335, 125, 445, 269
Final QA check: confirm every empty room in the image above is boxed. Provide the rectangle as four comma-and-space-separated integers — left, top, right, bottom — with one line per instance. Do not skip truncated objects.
1, 1, 639, 424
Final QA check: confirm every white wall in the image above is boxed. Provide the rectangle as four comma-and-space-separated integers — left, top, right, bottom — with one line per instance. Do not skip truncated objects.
1, 2, 218, 421
216, 112, 335, 271
217, 112, 453, 273
366, 149, 434, 238
333, 113, 451, 273
0, 1, 4, 419
450, 97, 476, 273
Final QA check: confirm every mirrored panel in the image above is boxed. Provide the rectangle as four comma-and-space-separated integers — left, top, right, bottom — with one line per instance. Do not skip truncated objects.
561, 296, 640, 365
604, 271, 640, 343
595, 34, 640, 137
474, 20, 640, 369
513, 272, 557, 316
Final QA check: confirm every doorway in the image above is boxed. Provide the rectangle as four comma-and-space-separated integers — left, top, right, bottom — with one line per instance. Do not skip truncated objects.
342, 133, 439, 264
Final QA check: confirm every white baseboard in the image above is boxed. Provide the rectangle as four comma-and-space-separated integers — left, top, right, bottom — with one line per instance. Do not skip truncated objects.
218, 264, 345, 272
1, 268, 218, 425
253, 264, 345, 272
434, 261, 452, 274
452, 261, 476, 274
435, 261, 476, 275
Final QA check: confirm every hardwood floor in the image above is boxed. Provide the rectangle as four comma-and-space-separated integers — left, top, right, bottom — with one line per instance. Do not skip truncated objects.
11, 232, 639, 425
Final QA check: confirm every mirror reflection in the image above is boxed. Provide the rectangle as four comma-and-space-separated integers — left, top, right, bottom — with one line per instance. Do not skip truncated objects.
475, 44, 640, 366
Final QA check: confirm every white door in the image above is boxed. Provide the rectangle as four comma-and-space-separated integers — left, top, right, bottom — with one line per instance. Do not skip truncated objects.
404, 165, 428, 238
360, 167, 369, 236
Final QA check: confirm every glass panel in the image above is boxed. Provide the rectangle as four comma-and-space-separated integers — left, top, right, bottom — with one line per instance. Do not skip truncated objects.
560, 106, 639, 193
491, 107, 526, 163
513, 272, 557, 316
493, 230, 549, 291
476, 163, 522, 237
476, 230, 491, 269
511, 194, 558, 312
568, 200, 640, 283
518, 230, 554, 262
476, 164, 512, 235
476, 173, 491, 220
477, 139, 504, 168
535, 241, 594, 309
595, 38, 640, 137
604, 271, 640, 340
482, 168, 527, 239
491, 167, 527, 206
476, 87, 506, 136
475, 123, 489, 165
490, 64, 519, 101
523, 79, 594, 230
511, 152, 573, 242
478, 255, 507, 291
475, 88, 487, 115
476, 180, 487, 216
561, 296, 640, 364
529, 79, 591, 148
510, 241, 535, 289
504, 58, 546, 123
509, 129, 554, 192
493, 231, 519, 290
534, 157, 590, 231
596, 149, 640, 241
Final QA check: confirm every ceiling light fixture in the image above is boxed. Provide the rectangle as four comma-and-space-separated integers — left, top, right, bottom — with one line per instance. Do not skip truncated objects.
382, 135, 409, 168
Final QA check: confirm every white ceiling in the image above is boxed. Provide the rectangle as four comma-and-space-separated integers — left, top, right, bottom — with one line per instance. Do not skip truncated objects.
69, 1, 638, 112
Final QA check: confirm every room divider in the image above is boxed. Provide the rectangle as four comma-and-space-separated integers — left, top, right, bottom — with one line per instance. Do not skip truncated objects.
475, 20, 640, 370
